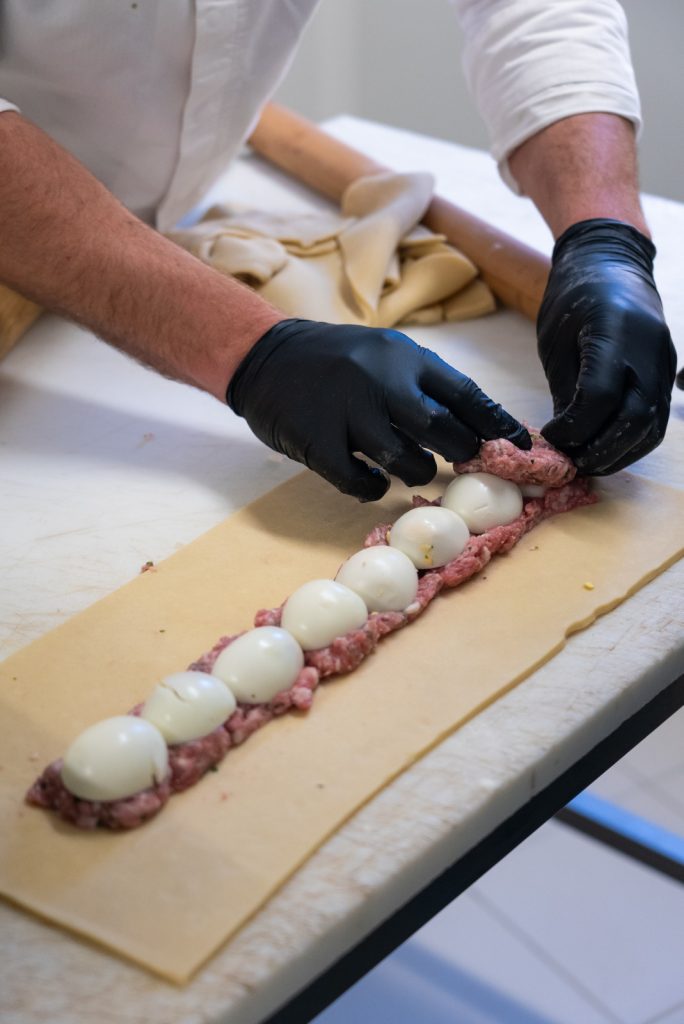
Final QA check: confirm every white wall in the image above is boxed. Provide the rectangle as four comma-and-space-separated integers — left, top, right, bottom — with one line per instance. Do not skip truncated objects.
276, 0, 684, 203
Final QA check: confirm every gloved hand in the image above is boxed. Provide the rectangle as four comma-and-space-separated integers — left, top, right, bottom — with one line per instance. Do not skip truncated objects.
227, 319, 530, 501
537, 219, 677, 474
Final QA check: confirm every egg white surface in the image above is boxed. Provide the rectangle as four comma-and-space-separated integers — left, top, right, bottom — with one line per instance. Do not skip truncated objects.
336, 545, 418, 612
443, 472, 523, 534
61, 715, 169, 802
141, 671, 236, 744
520, 483, 547, 498
281, 579, 368, 651
389, 505, 469, 569
212, 626, 304, 703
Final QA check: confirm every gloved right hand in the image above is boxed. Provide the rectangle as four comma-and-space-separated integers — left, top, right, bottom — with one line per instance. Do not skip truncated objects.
227, 318, 530, 501
537, 219, 677, 475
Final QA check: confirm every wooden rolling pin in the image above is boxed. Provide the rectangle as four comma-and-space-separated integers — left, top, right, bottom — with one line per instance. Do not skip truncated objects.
0, 285, 41, 362
0, 102, 551, 359
250, 103, 550, 321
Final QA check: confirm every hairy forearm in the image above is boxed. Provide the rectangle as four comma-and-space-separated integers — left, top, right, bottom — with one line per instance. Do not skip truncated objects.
0, 113, 283, 399
508, 113, 649, 239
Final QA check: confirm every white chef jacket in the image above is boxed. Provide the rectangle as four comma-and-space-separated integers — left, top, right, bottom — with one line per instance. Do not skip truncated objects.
0, 0, 640, 232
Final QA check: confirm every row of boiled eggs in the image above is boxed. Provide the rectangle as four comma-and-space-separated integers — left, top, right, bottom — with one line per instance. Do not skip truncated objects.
61, 473, 543, 802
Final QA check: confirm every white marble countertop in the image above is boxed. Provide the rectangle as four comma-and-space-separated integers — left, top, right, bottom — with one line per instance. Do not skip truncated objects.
1, 117, 683, 1024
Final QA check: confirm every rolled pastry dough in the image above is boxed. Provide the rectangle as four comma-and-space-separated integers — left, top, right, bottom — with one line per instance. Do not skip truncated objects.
0, 467, 682, 982
167, 172, 495, 328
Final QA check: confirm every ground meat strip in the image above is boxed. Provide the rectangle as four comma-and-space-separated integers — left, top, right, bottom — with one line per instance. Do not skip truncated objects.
28, 437, 595, 830
190, 633, 322, 718
437, 479, 595, 587
168, 726, 233, 792
253, 481, 594, 677
26, 760, 172, 831
408, 572, 445, 615
305, 619, 381, 677
363, 522, 392, 547
363, 478, 595, 592
27, 652, 321, 828
269, 666, 320, 713
187, 634, 241, 674
453, 431, 576, 488
254, 606, 283, 628
25, 725, 234, 829
225, 705, 274, 746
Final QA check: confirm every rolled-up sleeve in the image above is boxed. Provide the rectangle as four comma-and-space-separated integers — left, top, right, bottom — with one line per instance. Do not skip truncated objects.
451, 0, 641, 191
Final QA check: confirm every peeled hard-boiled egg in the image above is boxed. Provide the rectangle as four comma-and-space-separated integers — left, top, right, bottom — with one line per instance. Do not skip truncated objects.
141, 671, 236, 744
61, 715, 169, 802
281, 579, 368, 651
212, 626, 304, 703
335, 545, 418, 612
520, 483, 547, 498
389, 505, 469, 569
443, 472, 523, 534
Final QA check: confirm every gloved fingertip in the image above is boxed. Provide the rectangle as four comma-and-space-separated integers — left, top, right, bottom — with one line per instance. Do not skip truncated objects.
540, 417, 572, 452
504, 423, 532, 451
571, 455, 598, 476
354, 467, 390, 503
397, 456, 437, 489
574, 456, 614, 478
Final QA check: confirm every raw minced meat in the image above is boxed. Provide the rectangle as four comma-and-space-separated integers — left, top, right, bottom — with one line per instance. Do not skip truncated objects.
453, 431, 576, 488
168, 726, 233, 792
28, 436, 595, 830
26, 760, 172, 831
254, 606, 282, 628
363, 522, 391, 547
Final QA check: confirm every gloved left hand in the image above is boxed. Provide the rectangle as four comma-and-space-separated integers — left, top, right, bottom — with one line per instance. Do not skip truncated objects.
537, 218, 677, 474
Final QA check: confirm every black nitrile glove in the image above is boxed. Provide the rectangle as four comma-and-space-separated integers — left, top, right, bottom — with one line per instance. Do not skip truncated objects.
227, 319, 530, 501
537, 219, 677, 475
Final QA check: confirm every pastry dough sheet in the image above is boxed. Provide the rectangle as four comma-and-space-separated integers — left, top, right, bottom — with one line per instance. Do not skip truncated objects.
167, 172, 496, 329
0, 468, 682, 982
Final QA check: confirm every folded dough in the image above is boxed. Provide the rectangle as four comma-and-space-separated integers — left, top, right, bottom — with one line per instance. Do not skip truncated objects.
168, 172, 496, 328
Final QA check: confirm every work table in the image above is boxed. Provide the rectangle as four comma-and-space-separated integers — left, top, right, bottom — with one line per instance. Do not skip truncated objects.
1, 116, 683, 1024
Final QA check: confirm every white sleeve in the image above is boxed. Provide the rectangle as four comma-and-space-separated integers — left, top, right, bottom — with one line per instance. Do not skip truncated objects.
450, 0, 641, 192
0, 99, 20, 115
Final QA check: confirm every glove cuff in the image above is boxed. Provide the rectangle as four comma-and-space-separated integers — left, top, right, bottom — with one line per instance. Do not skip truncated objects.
552, 218, 656, 273
226, 318, 304, 413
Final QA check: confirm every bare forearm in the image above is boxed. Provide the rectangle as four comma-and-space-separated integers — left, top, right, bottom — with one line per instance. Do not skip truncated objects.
508, 113, 649, 239
514, 112, 675, 476
0, 113, 282, 399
